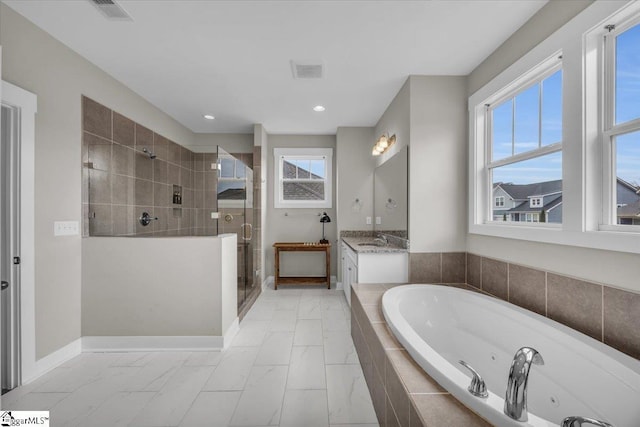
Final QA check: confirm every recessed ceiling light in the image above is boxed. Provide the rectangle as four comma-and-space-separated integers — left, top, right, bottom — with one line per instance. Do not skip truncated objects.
313, 105, 326, 112
203, 114, 215, 120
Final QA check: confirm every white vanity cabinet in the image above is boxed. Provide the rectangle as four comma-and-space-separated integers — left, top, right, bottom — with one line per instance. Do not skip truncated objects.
341, 240, 408, 306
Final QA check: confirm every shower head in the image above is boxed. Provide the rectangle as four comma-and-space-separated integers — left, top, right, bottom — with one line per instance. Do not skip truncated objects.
143, 147, 156, 159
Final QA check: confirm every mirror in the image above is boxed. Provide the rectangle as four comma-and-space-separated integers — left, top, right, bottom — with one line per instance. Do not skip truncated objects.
374, 146, 408, 239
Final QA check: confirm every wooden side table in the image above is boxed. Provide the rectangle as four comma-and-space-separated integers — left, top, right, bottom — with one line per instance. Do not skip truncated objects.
273, 242, 331, 290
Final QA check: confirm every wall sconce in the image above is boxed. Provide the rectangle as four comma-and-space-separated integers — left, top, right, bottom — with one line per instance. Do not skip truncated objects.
372, 134, 396, 156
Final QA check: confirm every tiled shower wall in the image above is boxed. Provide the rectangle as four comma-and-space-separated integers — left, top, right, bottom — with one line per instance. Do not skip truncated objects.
82, 96, 219, 236
408, 252, 640, 360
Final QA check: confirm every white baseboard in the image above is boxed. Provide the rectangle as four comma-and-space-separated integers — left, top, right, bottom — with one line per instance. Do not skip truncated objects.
262, 276, 274, 291
81, 336, 224, 352
223, 318, 240, 349
23, 338, 82, 384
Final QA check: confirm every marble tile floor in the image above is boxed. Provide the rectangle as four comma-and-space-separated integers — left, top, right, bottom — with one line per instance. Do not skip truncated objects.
0, 286, 378, 427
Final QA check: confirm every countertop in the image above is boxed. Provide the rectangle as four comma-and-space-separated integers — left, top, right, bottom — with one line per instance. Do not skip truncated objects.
341, 236, 408, 254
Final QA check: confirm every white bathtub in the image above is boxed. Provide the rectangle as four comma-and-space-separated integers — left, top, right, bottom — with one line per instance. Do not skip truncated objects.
382, 285, 640, 427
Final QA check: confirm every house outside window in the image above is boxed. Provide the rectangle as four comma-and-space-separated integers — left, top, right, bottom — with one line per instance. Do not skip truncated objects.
485, 57, 563, 225
495, 196, 505, 207
274, 148, 333, 208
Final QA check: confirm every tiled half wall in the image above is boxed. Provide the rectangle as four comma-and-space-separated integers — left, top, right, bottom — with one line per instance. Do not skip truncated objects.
408, 252, 640, 360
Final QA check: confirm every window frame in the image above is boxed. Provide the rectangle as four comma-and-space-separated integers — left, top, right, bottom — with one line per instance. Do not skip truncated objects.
483, 55, 564, 228
600, 15, 640, 233
273, 147, 333, 209
469, 0, 640, 255
495, 196, 505, 207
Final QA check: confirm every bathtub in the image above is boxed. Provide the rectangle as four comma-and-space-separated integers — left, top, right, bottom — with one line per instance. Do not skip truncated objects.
382, 285, 640, 427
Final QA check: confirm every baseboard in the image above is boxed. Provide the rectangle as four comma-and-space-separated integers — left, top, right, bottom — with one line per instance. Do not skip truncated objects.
82, 335, 224, 352
264, 275, 339, 289
336, 281, 344, 290
23, 338, 82, 384
223, 318, 240, 349
262, 276, 274, 291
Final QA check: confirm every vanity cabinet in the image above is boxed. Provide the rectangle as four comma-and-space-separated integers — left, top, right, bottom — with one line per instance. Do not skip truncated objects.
341, 241, 408, 306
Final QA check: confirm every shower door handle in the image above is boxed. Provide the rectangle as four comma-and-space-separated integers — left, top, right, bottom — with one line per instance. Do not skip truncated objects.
1, 281, 9, 290
241, 223, 253, 241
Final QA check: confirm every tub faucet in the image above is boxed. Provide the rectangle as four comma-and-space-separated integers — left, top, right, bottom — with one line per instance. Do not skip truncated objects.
374, 235, 388, 246
504, 347, 544, 422
562, 416, 614, 427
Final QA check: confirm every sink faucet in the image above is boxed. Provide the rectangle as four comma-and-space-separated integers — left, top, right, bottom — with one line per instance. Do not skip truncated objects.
504, 347, 544, 422
374, 234, 388, 246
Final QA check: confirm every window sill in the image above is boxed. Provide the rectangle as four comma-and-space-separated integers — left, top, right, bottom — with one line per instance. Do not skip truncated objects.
469, 222, 640, 255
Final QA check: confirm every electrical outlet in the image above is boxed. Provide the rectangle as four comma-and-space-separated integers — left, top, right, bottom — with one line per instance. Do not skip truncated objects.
54, 221, 79, 236
375, 216, 381, 225
366, 216, 372, 225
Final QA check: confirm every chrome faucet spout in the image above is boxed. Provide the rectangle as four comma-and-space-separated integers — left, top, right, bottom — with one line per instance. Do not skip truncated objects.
504, 347, 544, 422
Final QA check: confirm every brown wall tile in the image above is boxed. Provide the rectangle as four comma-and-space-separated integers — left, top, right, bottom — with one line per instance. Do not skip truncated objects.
386, 359, 410, 427
153, 160, 167, 184
111, 175, 134, 205
112, 205, 135, 236
167, 140, 181, 165
82, 96, 112, 139
412, 394, 490, 427
134, 179, 154, 206
604, 287, 640, 360
409, 253, 441, 283
135, 124, 153, 153
442, 252, 466, 283
88, 204, 113, 236
547, 273, 602, 341
386, 395, 401, 427
153, 134, 169, 161
481, 258, 508, 300
88, 170, 111, 204
134, 150, 154, 180
113, 112, 134, 147
467, 254, 481, 288
112, 144, 134, 176
508, 264, 546, 316
386, 350, 443, 394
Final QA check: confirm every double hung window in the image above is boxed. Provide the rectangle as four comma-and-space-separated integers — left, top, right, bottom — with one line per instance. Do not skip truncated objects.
274, 148, 332, 208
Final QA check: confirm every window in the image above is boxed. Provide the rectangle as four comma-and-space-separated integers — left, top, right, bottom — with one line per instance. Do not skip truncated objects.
486, 58, 563, 225
495, 196, 505, 207
274, 148, 332, 208
603, 19, 640, 228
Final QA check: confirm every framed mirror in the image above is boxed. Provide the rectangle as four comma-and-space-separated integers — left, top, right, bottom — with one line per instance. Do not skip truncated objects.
373, 146, 408, 239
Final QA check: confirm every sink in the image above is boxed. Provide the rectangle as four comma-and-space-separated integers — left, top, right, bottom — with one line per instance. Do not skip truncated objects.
358, 242, 385, 247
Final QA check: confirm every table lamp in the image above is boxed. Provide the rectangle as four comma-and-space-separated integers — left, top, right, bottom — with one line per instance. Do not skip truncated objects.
319, 212, 331, 244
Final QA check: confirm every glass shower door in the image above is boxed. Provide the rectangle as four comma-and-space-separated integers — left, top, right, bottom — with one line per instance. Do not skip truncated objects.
216, 147, 254, 311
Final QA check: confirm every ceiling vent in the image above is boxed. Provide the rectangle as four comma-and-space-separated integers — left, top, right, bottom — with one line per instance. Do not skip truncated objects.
291, 61, 324, 79
89, 0, 133, 21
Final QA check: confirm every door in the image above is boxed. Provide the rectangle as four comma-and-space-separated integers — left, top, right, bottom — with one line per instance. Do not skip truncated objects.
216, 147, 255, 311
1, 103, 21, 393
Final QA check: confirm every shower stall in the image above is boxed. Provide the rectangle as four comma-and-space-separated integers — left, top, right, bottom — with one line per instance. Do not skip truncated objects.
82, 96, 260, 317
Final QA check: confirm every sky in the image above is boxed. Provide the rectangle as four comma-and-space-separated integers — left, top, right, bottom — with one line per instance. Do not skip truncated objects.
492, 22, 639, 193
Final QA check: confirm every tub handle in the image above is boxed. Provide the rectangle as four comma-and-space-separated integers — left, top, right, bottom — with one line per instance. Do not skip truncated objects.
562, 416, 614, 427
459, 360, 488, 398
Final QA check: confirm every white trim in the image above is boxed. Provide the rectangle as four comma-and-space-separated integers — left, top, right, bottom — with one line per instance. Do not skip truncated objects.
223, 318, 240, 349
82, 336, 226, 352
469, 0, 640, 254
22, 339, 81, 385
1, 80, 37, 385
273, 147, 333, 209
263, 275, 274, 291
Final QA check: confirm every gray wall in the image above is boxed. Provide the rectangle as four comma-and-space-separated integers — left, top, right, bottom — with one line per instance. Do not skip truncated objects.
468, 0, 592, 95
82, 235, 236, 337
265, 134, 337, 278
466, 0, 640, 291
190, 133, 254, 154
409, 76, 467, 252
374, 79, 410, 168
0, 4, 196, 358
336, 127, 375, 233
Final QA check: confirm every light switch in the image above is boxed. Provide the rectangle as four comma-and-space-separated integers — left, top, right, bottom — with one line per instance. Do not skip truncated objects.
54, 221, 79, 236
211, 212, 220, 219
211, 163, 218, 170
375, 216, 381, 225
366, 216, 372, 225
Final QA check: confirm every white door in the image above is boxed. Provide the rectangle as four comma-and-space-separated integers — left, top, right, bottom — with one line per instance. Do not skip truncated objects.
1, 103, 21, 393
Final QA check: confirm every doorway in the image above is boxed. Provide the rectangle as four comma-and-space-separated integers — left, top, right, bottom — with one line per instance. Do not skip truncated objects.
1, 103, 21, 394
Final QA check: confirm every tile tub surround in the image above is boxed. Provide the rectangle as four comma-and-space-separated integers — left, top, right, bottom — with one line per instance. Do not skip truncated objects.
465, 253, 640, 361
406, 251, 640, 361
350, 282, 491, 427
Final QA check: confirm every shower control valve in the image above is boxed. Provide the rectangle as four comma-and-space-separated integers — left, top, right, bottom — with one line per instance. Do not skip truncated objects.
139, 212, 159, 227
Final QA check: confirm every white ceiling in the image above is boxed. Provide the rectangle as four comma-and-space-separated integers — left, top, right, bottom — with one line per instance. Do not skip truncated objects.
4, 0, 547, 134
